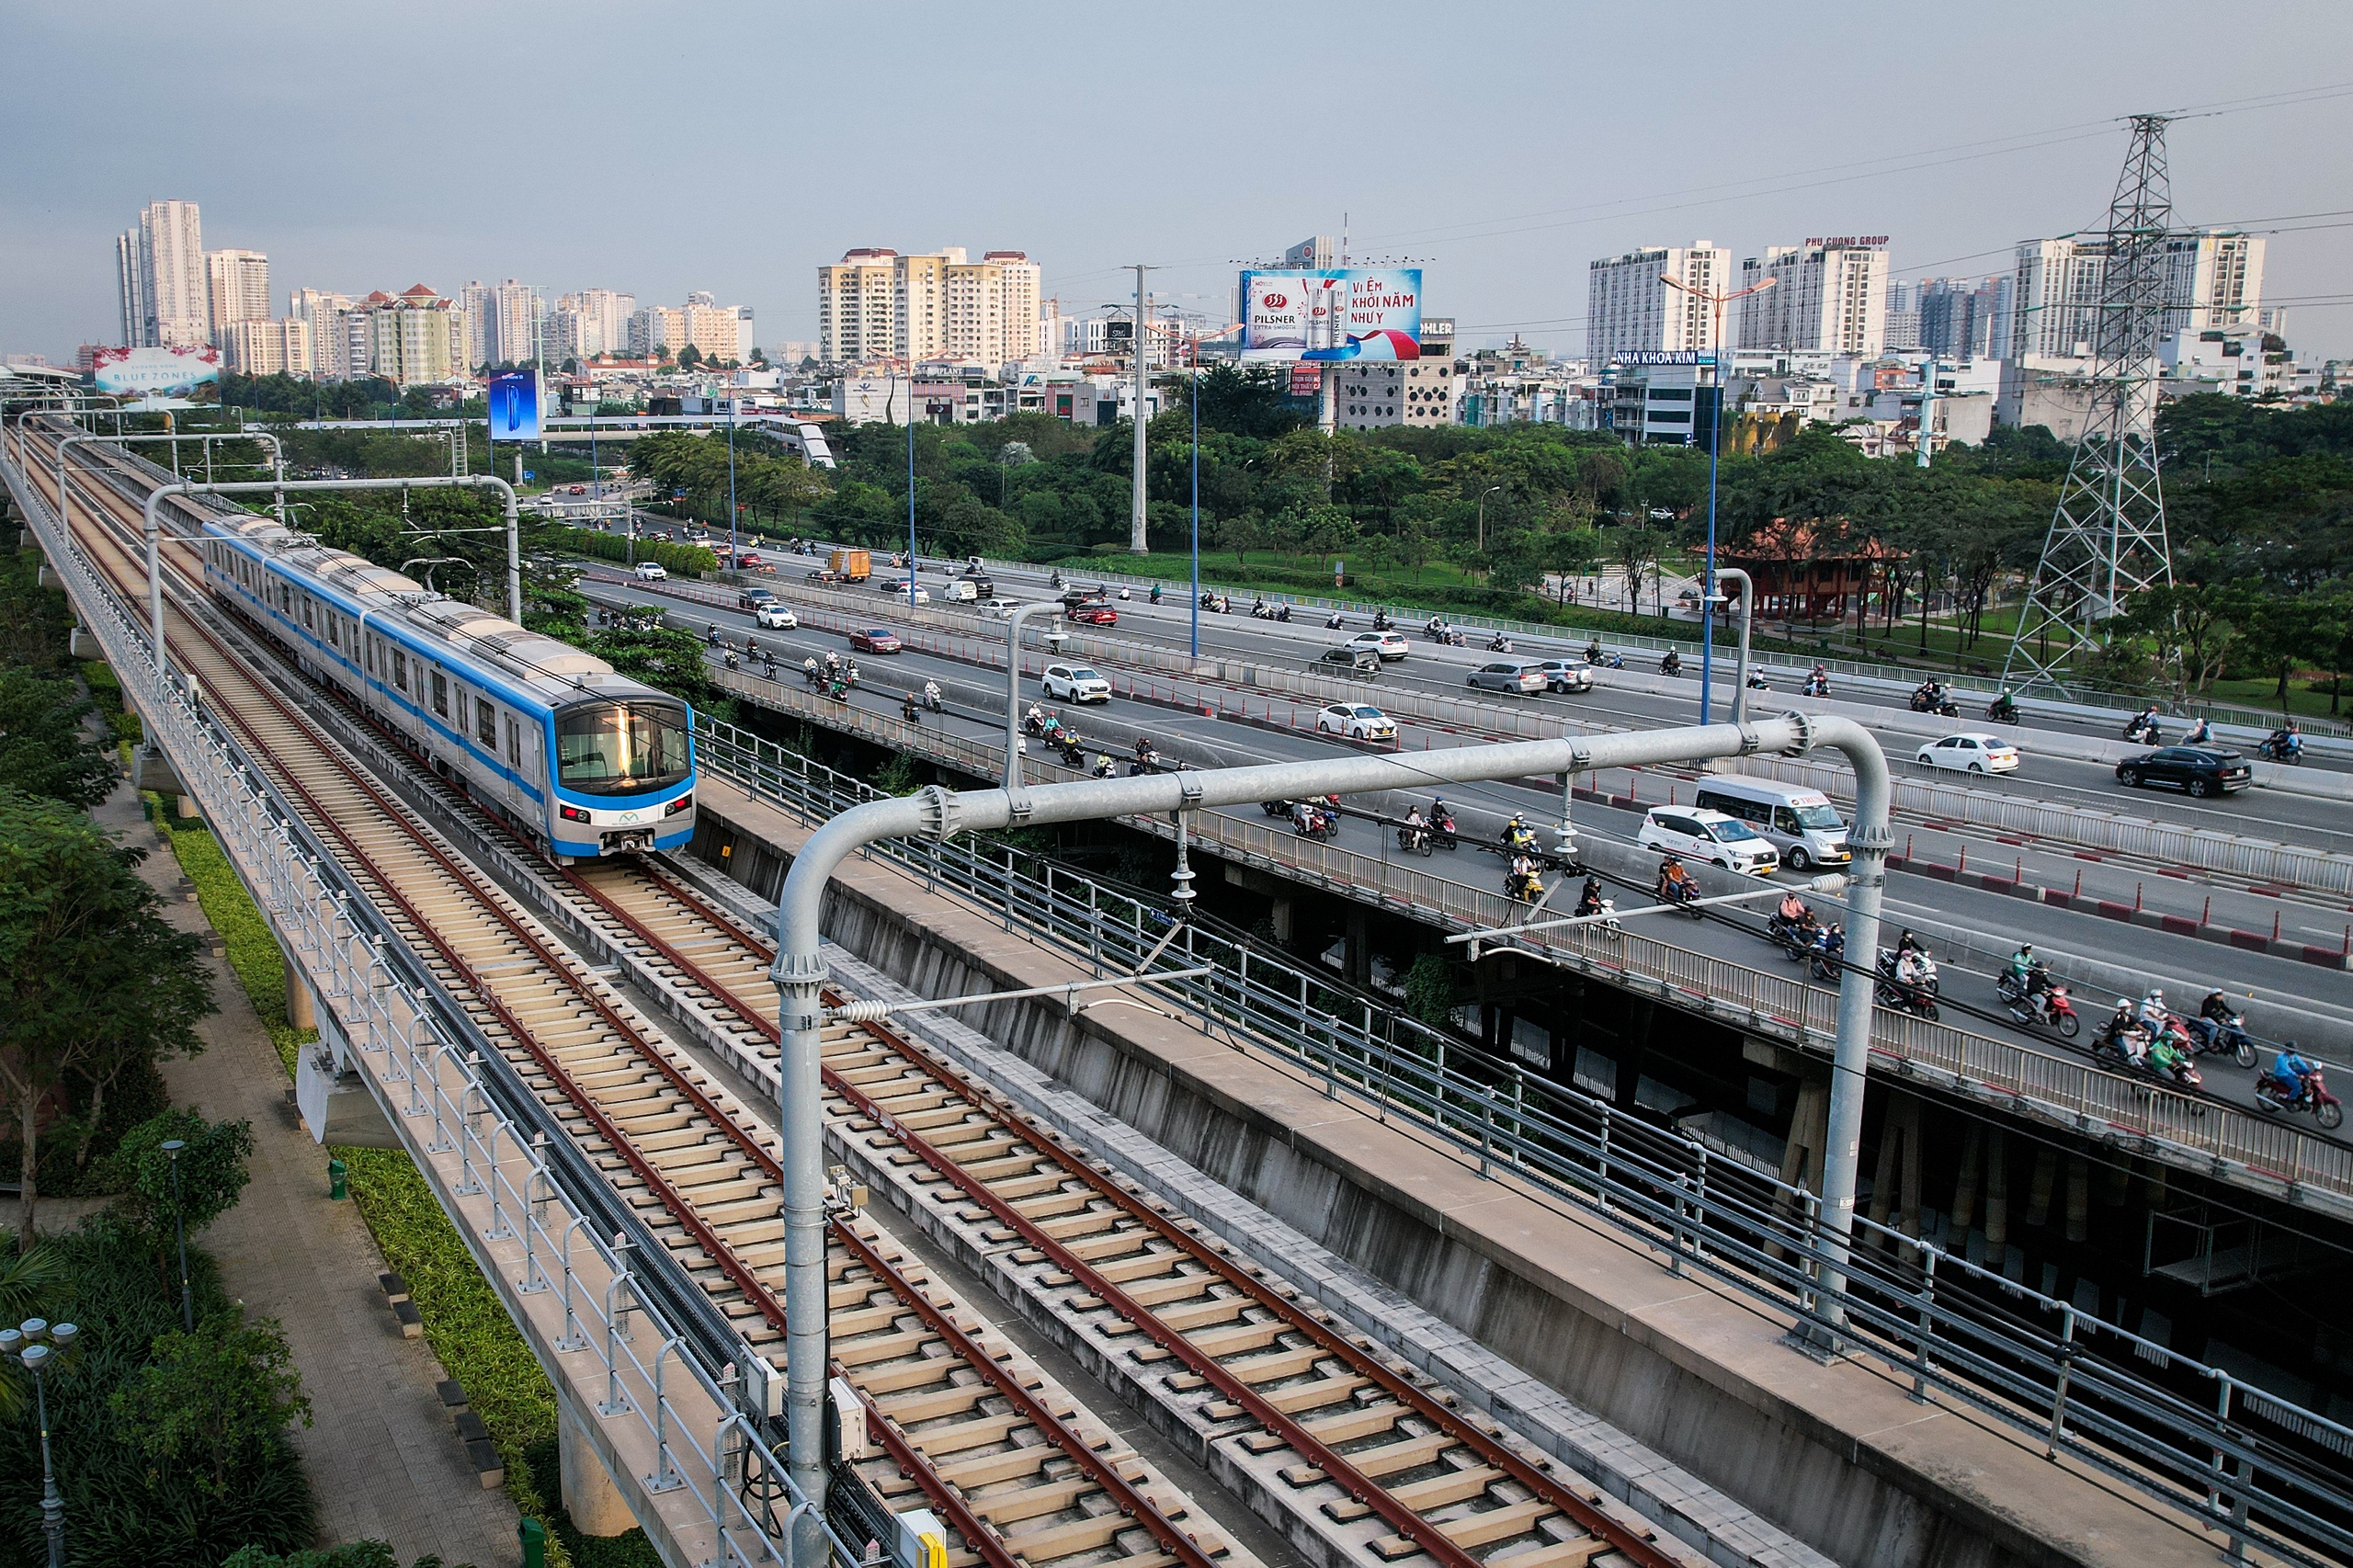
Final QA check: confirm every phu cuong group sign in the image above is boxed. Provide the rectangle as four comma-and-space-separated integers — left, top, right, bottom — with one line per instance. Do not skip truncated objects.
1238, 269, 1424, 363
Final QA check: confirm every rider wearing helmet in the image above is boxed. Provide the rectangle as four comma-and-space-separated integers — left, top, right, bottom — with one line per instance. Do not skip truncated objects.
2272, 1042, 2317, 1103
1575, 875, 1604, 918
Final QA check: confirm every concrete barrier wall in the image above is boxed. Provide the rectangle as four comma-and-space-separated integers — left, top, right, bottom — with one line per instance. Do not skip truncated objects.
697, 802, 2091, 1568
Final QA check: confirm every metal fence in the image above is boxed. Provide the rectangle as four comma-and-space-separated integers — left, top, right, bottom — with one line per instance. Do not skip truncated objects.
5, 447, 840, 1568
692, 713, 2353, 1568
704, 665, 2353, 1207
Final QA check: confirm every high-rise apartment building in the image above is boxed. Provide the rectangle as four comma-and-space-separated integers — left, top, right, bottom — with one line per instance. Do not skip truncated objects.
2007, 237, 2108, 360
816, 246, 1042, 367
2007, 228, 2267, 366
551, 289, 635, 358
358, 285, 470, 387
287, 288, 355, 379
1917, 276, 2011, 359
1737, 238, 1890, 356
1586, 242, 1733, 365
222, 317, 312, 378
627, 305, 684, 358
486, 279, 541, 367
1882, 280, 1921, 351
114, 199, 208, 347
458, 281, 495, 369
2164, 230, 2266, 337
205, 249, 271, 344
680, 301, 742, 362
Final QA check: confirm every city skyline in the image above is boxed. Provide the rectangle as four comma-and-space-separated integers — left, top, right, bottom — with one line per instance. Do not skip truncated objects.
6, 4, 2352, 366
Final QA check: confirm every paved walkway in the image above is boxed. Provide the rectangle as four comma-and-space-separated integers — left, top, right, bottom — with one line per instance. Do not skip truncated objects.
102, 787, 519, 1564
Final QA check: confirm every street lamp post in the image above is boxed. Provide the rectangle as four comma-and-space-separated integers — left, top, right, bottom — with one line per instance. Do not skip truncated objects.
162, 1138, 192, 1332
6, 1320, 79, 1568
1659, 271, 1775, 725
1476, 484, 1504, 552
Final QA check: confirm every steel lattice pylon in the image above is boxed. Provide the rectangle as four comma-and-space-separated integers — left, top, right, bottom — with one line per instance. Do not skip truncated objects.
2002, 115, 2177, 697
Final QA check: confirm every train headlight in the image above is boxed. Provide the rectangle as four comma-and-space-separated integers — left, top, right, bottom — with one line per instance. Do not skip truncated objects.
559, 803, 591, 823
665, 793, 693, 816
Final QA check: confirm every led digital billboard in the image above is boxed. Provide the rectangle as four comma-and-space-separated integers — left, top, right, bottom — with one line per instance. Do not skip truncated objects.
487, 370, 541, 441
1238, 268, 1423, 363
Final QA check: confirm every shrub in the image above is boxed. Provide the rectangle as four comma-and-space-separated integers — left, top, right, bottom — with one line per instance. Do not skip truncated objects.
551, 527, 717, 577
112, 1311, 313, 1498
97, 1108, 256, 1247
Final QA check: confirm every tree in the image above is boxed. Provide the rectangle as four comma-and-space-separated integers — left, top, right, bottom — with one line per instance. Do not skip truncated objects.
676, 344, 704, 369
113, 1311, 313, 1497
0, 792, 215, 1244
1614, 526, 1665, 615
1545, 527, 1604, 605
1211, 514, 1265, 564
0, 668, 119, 808
749, 346, 767, 367
97, 1108, 256, 1248
2119, 582, 2256, 696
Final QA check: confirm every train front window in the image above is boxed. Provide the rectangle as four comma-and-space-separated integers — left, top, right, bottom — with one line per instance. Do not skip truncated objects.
555, 702, 691, 796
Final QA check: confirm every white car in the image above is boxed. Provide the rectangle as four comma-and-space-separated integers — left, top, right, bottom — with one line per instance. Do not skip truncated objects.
1345, 630, 1410, 661
633, 562, 667, 581
753, 604, 799, 630
1915, 733, 2020, 775
879, 581, 931, 604
1636, 806, 1779, 876
977, 597, 1025, 618
1315, 702, 1397, 742
1041, 663, 1112, 703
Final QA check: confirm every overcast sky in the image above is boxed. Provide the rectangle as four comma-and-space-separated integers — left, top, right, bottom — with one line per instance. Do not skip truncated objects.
6, 1, 2351, 363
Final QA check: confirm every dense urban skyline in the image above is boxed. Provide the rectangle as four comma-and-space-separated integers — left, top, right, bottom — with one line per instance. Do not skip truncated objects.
5, 3, 2352, 364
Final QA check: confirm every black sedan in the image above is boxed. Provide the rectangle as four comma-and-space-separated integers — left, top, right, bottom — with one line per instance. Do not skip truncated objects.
2115, 745, 2253, 798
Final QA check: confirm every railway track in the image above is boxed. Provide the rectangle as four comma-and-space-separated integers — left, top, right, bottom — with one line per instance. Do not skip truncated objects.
27, 423, 1256, 1568
545, 858, 1675, 1568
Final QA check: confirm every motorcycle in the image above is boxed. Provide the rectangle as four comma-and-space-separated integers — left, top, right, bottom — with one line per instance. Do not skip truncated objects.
1488, 634, 1514, 653
2256, 733, 2304, 765
1660, 653, 1684, 676
1655, 874, 1704, 920
1876, 948, 1940, 996
2255, 1067, 2344, 1131
1745, 670, 1770, 690
1149, 585, 1163, 605
1290, 803, 1337, 840
1808, 928, 1847, 983
1022, 709, 1051, 737
1986, 697, 2019, 724
2188, 1012, 2257, 1068
1431, 811, 1459, 851
1396, 823, 1434, 858
1908, 687, 1961, 718
922, 686, 945, 714
1117, 586, 1131, 601
1052, 734, 1086, 767
1765, 911, 1818, 961
2121, 715, 2162, 745
2093, 1013, 2154, 1072
1875, 971, 1941, 1021
2005, 982, 2082, 1040
1506, 869, 1544, 903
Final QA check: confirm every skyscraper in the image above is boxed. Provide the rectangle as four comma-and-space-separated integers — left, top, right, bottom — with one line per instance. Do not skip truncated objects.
1737, 238, 1890, 356
1586, 243, 1733, 366
487, 279, 541, 367
816, 246, 1042, 367
205, 248, 272, 344
114, 199, 207, 347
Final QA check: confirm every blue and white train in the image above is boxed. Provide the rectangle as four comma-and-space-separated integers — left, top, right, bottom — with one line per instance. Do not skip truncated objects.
199, 514, 696, 860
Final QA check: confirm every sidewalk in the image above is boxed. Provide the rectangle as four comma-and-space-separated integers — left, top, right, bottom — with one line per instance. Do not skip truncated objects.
101, 786, 519, 1564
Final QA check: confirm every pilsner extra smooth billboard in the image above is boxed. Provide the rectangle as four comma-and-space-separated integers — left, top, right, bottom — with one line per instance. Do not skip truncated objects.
1238, 268, 1423, 362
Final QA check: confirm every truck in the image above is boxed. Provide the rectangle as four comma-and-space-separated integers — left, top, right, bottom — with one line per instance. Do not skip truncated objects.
829, 548, 871, 582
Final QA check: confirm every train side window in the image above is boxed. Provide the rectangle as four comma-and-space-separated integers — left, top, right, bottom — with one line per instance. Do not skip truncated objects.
430, 671, 449, 719
365, 636, 375, 676
475, 696, 496, 746
392, 649, 407, 692
503, 715, 520, 767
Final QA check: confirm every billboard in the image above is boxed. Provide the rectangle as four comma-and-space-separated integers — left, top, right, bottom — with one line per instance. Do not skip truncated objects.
89, 345, 220, 404
487, 369, 542, 441
1238, 268, 1423, 363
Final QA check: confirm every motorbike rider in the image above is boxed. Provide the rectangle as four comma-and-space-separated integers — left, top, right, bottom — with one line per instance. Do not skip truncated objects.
2267, 719, 2303, 760
1894, 927, 1926, 960
2107, 999, 2151, 1066
1400, 804, 1428, 850
901, 690, 919, 722
1373, 609, 1392, 631
1093, 753, 1116, 778
1149, 583, 1163, 605
1277, 604, 1290, 622
2128, 704, 2162, 742
2006, 943, 2049, 996
1489, 632, 1513, 653
1428, 616, 1447, 638
1585, 639, 1603, 665
1575, 875, 1605, 919
1024, 701, 1045, 733
2148, 1027, 2196, 1085
1661, 649, 1683, 676
1504, 813, 1538, 853
1656, 854, 1699, 903
2182, 715, 2214, 746
1133, 736, 1154, 770
2137, 987, 2170, 1038
1895, 944, 1935, 991
802, 656, 820, 686
2271, 1042, 2318, 1105
1507, 853, 1542, 901
1327, 611, 1346, 630
923, 679, 942, 710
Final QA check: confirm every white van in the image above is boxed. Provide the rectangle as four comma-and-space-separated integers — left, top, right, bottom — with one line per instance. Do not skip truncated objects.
939, 579, 979, 603
1691, 774, 1849, 872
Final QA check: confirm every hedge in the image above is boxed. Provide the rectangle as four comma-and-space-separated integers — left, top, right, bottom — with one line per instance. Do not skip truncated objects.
150, 806, 593, 1566
552, 526, 718, 577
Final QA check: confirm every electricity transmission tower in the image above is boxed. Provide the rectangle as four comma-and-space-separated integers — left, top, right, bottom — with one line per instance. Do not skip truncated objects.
2001, 115, 2177, 696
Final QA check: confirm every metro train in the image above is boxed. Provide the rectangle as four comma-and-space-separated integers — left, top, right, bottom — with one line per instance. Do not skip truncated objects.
198, 513, 695, 860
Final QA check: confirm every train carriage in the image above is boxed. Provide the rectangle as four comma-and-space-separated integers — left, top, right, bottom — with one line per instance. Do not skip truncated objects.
198, 514, 694, 860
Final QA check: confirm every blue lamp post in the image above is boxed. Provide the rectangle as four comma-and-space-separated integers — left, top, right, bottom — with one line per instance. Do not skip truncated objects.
1660, 271, 1774, 724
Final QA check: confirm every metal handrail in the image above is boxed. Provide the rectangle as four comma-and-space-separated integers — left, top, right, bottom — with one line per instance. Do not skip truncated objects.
693, 714, 2353, 1565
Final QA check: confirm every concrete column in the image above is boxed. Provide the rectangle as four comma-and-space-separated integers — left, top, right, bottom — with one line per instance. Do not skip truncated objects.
2102, 1160, 2131, 1209
1949, 1125, 1983, 1234
175, 793, 199, 820
558, 1395, 635, 1537
2065, 1157, 2090, 1244
1344, 908, 1370, 986
1267, 897, 1293, 946
1984, 1130, 2009, 1250
2025, 1146, 2057, 1230
1615, 998, 1655, 1111
285, 966, 316, 1030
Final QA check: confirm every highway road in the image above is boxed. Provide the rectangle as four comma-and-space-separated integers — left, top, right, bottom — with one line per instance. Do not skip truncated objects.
581, 570, 2353, 1130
